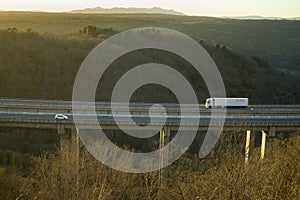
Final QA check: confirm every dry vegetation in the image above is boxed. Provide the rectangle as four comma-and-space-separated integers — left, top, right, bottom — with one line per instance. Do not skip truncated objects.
0, 131, 299, 199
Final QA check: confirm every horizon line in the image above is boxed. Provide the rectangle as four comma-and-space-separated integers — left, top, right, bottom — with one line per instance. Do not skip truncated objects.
0, 8, 299, 19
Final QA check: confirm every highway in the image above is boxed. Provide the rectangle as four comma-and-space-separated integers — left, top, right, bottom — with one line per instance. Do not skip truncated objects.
0, 98, 300, 131
1, 98, 300, 111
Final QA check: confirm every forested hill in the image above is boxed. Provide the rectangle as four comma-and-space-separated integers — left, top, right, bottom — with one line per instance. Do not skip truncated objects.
0, 28, 299, 104
0, 12, 299, 76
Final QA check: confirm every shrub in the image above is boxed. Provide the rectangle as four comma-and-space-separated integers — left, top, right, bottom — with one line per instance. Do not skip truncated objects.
1, 132, 299, 199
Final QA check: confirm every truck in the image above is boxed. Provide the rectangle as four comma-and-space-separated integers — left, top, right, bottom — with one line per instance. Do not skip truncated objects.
205, 98, 248, 108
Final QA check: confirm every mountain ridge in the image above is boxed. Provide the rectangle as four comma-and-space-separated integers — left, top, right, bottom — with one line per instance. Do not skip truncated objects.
68, 6, 186, 16
223, 15, 300, 20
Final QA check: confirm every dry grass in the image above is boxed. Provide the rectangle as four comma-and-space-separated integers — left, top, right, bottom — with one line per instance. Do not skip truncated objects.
0, 131, 299, 199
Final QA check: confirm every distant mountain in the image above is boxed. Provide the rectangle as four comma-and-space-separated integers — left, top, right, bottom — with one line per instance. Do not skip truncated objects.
68, 7, 185, 16
224, 15, 300, 20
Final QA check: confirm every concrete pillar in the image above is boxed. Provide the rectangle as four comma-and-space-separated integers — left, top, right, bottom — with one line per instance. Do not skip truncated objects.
245, 130, 251, 165
71, 128, 79, 167
158, 128, 164, 187
72, 128, 79, 195
57, 124, 67, 199
158, 126, 171, 187
163, 126, 171, 162
261, 131, 267, 160
57, 124, 67, 151
269, 127, 276, 137
250, 128, 256, 150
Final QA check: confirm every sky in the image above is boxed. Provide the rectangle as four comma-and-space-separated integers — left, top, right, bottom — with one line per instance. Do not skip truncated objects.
1, 0, 300, 17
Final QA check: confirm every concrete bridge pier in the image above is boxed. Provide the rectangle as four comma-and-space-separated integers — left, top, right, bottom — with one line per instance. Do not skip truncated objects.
269, 126, 276, 137
260, 131, 267, 159
57, 124, 68, 199
57, 124, 67, 151
158, 126, 171, 187
244, 126, 276, 165
244, 130, 251, 165
260, 126, 277, 160
57, 126, 80, 198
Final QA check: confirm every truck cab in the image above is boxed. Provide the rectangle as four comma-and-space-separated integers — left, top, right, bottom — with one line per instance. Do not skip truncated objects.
205, 97, 248, 108
205, 98, 212, 108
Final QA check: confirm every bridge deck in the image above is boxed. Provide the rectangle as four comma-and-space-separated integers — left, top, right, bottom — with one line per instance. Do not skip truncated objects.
0, 99, 299, 131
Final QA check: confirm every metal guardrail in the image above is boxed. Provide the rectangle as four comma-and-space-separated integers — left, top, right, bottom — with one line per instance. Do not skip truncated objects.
1, 99, 300, 115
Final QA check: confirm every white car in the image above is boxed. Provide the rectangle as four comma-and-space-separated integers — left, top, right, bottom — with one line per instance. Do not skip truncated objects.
54, 114, 68, 120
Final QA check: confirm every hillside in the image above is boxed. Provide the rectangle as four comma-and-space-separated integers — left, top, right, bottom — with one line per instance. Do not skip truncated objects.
68, 6, 185, 16
0, 11, 299, 76
0, 28, 299, 104
225, 15, 300, 20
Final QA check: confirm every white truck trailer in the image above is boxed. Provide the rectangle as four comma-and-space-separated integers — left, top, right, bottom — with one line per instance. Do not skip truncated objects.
205, 98, 248, 108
